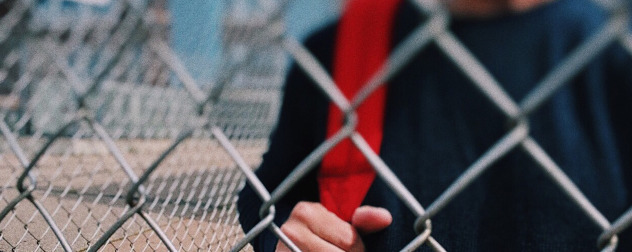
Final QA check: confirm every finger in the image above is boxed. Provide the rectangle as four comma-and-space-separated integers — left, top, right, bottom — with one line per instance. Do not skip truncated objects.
351, 206, 392, 234
276, 242, 291, 252
279, 219, 345, 252
290, 202, 363, 251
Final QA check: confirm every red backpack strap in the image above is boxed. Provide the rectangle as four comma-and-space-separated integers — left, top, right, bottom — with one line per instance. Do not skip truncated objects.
318, 0, 401, 222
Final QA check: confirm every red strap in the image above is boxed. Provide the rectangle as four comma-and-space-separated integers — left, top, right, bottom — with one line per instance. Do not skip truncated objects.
318, 0, 401, 222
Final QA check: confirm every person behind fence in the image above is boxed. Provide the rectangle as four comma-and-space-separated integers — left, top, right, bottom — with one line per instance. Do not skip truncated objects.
238, 0, 632, 251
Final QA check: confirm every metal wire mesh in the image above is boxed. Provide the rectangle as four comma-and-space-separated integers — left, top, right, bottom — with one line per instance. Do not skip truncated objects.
1, 0, 632, 251
0, 0, 279, 251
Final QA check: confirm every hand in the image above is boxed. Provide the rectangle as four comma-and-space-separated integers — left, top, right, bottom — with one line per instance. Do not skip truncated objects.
276, 202, 392, 252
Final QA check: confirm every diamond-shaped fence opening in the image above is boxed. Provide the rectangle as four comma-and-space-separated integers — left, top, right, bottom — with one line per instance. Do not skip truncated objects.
0, 0, 279, 251
0, 120, 131, 251
2, 0, 632, 251
233, 0, 632, 251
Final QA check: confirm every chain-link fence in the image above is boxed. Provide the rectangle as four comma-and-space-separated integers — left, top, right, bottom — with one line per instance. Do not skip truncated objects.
1, 0, 632, 251
0, 0, 283, 251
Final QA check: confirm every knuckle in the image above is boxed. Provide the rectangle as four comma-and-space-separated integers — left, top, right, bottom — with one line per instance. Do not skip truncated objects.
338, 226, 359, 249
279, 222, 300, 240
292, 201, 315, 220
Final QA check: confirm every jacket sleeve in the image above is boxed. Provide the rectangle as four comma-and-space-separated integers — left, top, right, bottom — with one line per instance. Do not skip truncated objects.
237, 24, 337, 251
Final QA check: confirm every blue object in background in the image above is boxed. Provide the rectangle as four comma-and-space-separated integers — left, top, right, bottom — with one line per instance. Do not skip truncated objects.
169, 0, 224, 87
169, 0, 340, 86
285, 0, 340, 41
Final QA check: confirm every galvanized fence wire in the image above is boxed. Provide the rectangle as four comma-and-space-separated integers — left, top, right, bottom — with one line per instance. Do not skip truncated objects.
1, 0, 632, 251
233, 0, 632, 251
0, 0, 278, 251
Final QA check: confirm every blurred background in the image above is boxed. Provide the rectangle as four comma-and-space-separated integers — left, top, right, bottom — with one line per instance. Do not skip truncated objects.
0, 0, 341, 251
2, 0, 341, 134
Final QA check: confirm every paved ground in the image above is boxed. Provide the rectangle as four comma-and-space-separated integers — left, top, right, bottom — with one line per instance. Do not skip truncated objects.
0, 138, 263, 251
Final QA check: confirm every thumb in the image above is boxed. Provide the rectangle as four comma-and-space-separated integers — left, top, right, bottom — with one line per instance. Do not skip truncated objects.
351, 206, 392, 234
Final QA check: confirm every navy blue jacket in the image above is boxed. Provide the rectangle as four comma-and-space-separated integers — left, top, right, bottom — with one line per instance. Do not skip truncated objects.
238, 0, 632, 250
